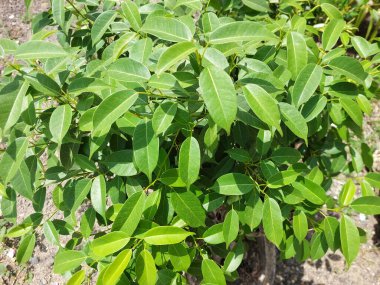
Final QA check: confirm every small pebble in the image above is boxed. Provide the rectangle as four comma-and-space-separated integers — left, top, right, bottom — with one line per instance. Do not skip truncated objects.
359, 214, 366, 221
7, 248, 15, 258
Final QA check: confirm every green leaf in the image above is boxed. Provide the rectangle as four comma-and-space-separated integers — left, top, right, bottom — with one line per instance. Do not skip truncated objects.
293, 210, 308, 241
156, 42, 196, 75
322, 19, 345, 51
242, 0, 270, 12
49, 104, 72, 144
141, 16, 193, 42
129, 38, 153, 64
0, 80, 29, 136
11, 161, 33, 200
43, 221, 60, 246
90, 175, 107, 219
91, 231, 130, 258
356, 94, 372, 115
351, 196, 380, 215
171, 190, 206, 227
141, 226, 194, 245
365, 173, 380, 188
292, 177, 327, 205
53, 250, 87, 274
102, 150, 137, 177
15, 41, 67, 59
67, 270, 85, 285
212, 173, 254, 195
267, 170, 299, 189
93, 90, 138, 137
136, 250, 157, 285
340, 215, 360, 267
16, 234, 36, 264
159, 168, 186, 188
175, 0, 202, 10
0, 137, 29, 184
108, 58, 150, 82
224, 239, 244, 272
239, 191, 263, 231
112, 191, 146, 235
168, 244, 191, 272
243, 84, 282, 135
102, 249, 132, 285
322, 216, 340, 251
133, 121, 159, 182
202, 259, 226, 285
320, 3, 342, 20
279, 102, 308, 143
199, 66, 237, 134
287, 32, 307, 79
340, 98, 363, 126
152, 101, 177, 135
338, 179, 356, 206
121, 1, 142, 31
292, 64, 323, 107
310, 232, 328, 261
91, 10, 117, 45
223, 209, 239, 248
67, 270, 86, 285
209, 21, 276, 44
271, 147, 301, 164
351, 36, 379, 58
203, 223, 224, 244
328, 56, 368, 85
179, 137, 200, 187
262, 197, 283, 247
52, 0, 65, 28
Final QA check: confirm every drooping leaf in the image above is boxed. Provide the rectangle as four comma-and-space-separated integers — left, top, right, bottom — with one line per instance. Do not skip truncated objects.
293, 210, 308, 241
223, 209, 239, 248
262, 198, 283, 247
279, 102, 308, 143
49, 104, 72, 144
178, 136, 201, 188
340, 215, 360, 267
16, 234, 36, 264
90, 175, 107, 219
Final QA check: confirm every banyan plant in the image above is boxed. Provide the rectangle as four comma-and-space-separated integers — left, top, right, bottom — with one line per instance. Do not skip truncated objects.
1, 0, 380, 284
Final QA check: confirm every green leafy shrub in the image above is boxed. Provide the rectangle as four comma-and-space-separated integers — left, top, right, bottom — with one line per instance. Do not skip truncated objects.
1, 0, 380, 284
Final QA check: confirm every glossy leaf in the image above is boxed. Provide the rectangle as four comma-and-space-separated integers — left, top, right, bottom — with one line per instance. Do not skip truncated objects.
171, 190, 206, 227
136, 250, 157, 285
103, 249, 132, 285
351, 196, 380, 215
53, 250, 87, 274
141, 226, 193, 245
91, 11, 117, 44
179, 137, 200, 187
212, 173, 254, 195
90, 175, 107, 219
223, 209, 239, 248
91, 231, 130, 258
49, 104, 72, 144
340, 215, 360, 267
262, 198, 283, 247
156, 42, 196, 75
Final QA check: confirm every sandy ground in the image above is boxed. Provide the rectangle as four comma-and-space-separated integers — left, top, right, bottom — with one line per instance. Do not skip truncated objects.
0, 1, 379, 284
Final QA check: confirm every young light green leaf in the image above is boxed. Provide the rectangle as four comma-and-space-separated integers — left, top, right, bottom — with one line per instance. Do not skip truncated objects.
91, 10, 117, 45
16, 234, 36, 264
179, 136, 200, 187
338, 179, 356, 206
293, 210, 308, 241
156, 42, 196, 75
243, 84, 282, 135
102, 249, 132, 285
92, 91, 138, 137
121, 1, 142, 31
49, 104, 72, 144
212, 173, 254, 195
91, 231, 130, 258
53, 250, 87, 274
292, 64, 323, 107
133, 121, 159, 182
112, 191, 146, 235
351, 196, 380, 215
199, 66, 237, 134
287, 32, 307, 79
340, 215, 360, 267
365, 173, 380, 188
67, 270, 86, 285
322, 19, 345, 51
279, 102, 308, 143
223, 209, 239, 248
263, 198, 283, 248
136, 250, 157, 285
15, 41, 67, 59
202, 259, 226, 285
90, 175, 107, 219
141, 226, 194, 245
171, 190, 206, 227
141, 16, 193, 42
209, 21, 276, 44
